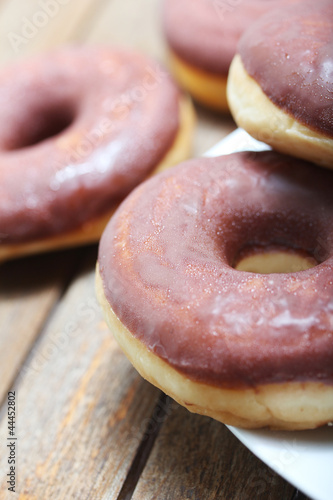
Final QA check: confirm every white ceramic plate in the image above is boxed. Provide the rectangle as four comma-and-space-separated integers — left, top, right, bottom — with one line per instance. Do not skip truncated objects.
205, 128, 333, 500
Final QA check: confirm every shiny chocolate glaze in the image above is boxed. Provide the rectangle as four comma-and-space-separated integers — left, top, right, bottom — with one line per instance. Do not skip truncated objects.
239, 0, 333, 138
0, 46, 180, 244
162, 0, 291, 75
99, 151, 333, 388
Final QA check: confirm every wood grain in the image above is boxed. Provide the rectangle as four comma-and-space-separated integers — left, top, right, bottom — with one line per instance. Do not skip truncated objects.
132, 402, 295, 500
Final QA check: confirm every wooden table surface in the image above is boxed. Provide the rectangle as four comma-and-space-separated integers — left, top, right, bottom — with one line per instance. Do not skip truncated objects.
0, 1, 310, 499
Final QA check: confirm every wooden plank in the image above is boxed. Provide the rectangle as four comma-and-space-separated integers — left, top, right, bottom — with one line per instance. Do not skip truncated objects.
132, 402, 296, 500
0, 249, 81, 405
0, 248, 162, 499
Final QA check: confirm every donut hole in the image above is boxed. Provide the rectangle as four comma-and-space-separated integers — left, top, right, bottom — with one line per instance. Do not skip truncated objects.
224, 210, 328, 274
233, 244, 318, 274
7, 103, 76, 151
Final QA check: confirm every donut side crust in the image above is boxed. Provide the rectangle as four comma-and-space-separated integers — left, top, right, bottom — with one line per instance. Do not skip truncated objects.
168, 50, 229, 112
227, 55, 333, 168
96, 266, 333, 430
0, 95, 195, 263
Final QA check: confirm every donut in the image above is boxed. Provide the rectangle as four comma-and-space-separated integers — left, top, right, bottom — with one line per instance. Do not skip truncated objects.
0, 46, 195, 262
227, 0, 333, 168
162, 0, 293, 112
97, 150, 333, 430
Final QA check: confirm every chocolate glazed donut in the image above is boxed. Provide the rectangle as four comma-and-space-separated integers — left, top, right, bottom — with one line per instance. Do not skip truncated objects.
227, 0, 333, 167
0, 46, 195, 262
162, 0, 295, 111
97, 151, 333, 430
